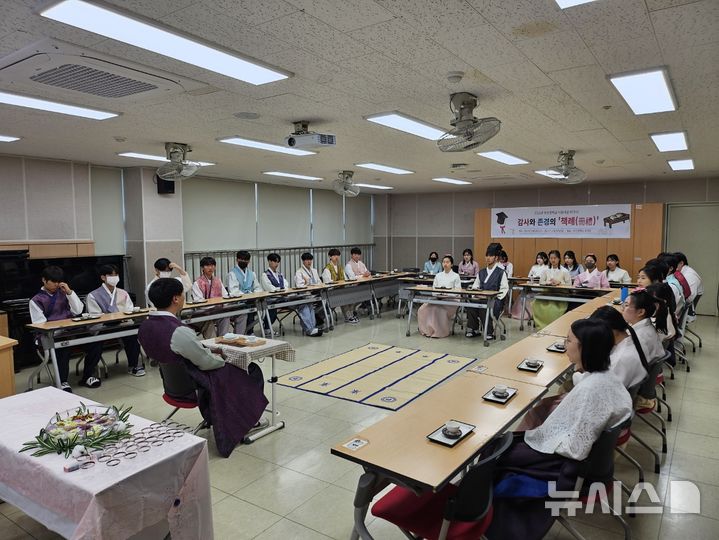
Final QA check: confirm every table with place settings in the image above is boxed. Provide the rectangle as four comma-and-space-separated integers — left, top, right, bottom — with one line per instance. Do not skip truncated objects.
0, 387, 212, 540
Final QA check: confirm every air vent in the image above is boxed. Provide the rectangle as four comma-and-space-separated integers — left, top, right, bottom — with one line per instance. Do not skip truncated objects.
30, 64, 158, 98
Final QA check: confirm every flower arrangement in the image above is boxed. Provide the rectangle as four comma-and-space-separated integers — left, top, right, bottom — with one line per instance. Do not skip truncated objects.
20, 402, 133, 458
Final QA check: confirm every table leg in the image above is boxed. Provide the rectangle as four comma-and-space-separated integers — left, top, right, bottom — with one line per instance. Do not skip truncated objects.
507, 284, 514, 316
483, 298, 493, 347
48, 346, 63, 390
244, 354, 285, 443
320, 294, 332, 332
323, 291, 335, 330
519, 289, 527, 331
368, 284, 376, 320
405, 292, 416, 337
396, 296, 403, 319
26, 346, 49, 391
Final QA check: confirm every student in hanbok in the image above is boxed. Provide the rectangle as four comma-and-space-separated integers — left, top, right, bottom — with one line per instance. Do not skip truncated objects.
533, 250, 570, 329
191, 256, 230, 338
498, 250, 513, 278
87, 264, 145, 377
225, 250, 263, 335
146, 258, 192, 307
528, 252, 549, 279
345, 246, 371, 316
423, 251, 441, 274
485, 319, 632, 540
465, 243, 508, 340
417, 255, 461, 338
674, 252, 703, 304
604, 254, 631, 284
294, 252, 326, 330
510, 252, 548, 320
138, 278, 267, 458
322, 248, 358, 324
458, 248, 480, 277
573, 253, 610, 288
562, 250, 584, 280
637, 259, 684, 319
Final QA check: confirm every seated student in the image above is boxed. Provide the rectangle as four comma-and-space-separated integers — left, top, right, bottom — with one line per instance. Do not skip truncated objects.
417, 255, 461, 338
465, 243, 508, 339
29, 266, 104, 391
498, 250, 513, 278
674, 251, 703, 304
486, 319, 632, 540
510, 251, 548, 320
146, 258, 191, 307
423, 251, 441, 274
138, 279, 267, 458
528, 251, 548, 279
573, 253, 610, 288
646, 282, 680, 366
637, 259, 684, 318
191, 256, 230, 338
658, 253, 690, 307
322, 248, 359, 324
225, 250, 263, 335
604, 254, 631, 284
260, 253, 321, 337
562, 250, 584, 280
294, 252, 326, 330
345, 247, 371, 278
458, 248, 480, 277
533, 250, 571, 329
87, 265, 145, 377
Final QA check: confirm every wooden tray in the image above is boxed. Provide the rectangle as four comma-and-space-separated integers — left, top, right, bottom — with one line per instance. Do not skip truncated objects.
215, 337, 266, 347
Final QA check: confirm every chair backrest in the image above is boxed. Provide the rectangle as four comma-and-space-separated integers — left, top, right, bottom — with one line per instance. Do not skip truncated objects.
446, 432, 514, 522
402, 267, 420, 273
575, 417, 632, 489
638, 351, 671, 400
677, 302, 691, 336
159, 361, 198, 402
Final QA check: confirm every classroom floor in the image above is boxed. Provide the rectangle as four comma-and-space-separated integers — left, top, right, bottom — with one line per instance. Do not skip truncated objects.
4, 309, 719, 540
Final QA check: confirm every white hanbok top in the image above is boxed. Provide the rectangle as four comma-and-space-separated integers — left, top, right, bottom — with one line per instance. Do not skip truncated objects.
87, 284, 134, 314
260, 269, 290, 292
499, 261, 514, 278
525, 370, 632, 460
573, 334, 648, 389
681, 265, 703, 300
345, 259, 369, 279
633, 318, 665, 363
528, 264, 547, 279
539, 266, 571, 286
605, 268, 631, 284
294, 266, 321, 287
432, 270, 461, 290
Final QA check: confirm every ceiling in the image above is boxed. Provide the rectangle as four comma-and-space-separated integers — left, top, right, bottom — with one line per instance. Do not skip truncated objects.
0, 0, 717, 193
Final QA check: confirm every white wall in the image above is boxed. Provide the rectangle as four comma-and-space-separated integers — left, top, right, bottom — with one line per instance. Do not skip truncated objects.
90, 166, 125, 255
258, 183, 311, 248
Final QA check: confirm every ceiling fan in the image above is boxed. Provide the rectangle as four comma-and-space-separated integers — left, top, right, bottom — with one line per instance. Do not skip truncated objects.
544, 150, 587, 184
156, 142, 203, 181
437, 92, 501, 152
333, 170, 360, 197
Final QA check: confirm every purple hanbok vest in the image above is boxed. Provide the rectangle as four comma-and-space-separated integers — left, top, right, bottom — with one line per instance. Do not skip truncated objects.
90, 286, 119, 313
31, 290, 72, 321
137, 314, 186, 365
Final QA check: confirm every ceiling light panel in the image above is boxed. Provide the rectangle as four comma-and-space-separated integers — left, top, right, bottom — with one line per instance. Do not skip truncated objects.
355, 162, 413, 175
608, 68, 677, 115
118, 152, 214, 166
263, 171, 322, 180
354, 183, 393, 190
555, 0, 599, 8
0, 90, 117, 119
365, 112, 445, 140
477, 150, 530, 165
650, 132, 688, 152
218, 137, 315, 156
40, 0, 289, 85
668, 159, 694, 171
432, 177, 472, 185
0, 134, 21, 142
535, 170, 565, 179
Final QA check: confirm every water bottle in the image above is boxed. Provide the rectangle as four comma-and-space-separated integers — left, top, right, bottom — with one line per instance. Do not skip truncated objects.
620, 287, 629, 302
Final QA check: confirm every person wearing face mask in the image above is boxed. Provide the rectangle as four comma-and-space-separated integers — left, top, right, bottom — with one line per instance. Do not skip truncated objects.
87, 265, 146, 377
423, 251, 441, 274
225, 250, 263, 335
146, 258, 192, 307
572, 253, 610, 288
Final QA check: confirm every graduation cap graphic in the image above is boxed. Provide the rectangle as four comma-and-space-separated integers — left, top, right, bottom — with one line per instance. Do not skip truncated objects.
496, 211, 508, 225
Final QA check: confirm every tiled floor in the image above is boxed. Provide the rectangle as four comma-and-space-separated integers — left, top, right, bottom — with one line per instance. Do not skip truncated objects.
4, 309, 718, 539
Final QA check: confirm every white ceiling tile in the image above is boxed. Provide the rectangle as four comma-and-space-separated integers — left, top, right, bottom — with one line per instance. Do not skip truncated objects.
517, 85, 602, 132
202, 0, 299, 26
548, 64, 623, 111
515, 30, 597, 72
259, 48, 346, 84
589, 35, 663, 73
376, 0, 488, 33
284, 0, 394, 32
480, 60, 555, 92
651, 0, 719, 52
564, 0, 654, 48
104, 0, 197, 18
645, 0, 706, 11
431, 23, 527, 70
469, 0, 571, 41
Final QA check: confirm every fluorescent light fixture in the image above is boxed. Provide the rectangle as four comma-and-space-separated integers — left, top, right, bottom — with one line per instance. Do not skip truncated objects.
650, 131, 688, 152
668, 159, 694, 171
535, 169, 565, 179
0, 90, 117, 120
355, 162, 413, 175
477, 150, 530, 165
555, 0, 598, 8
218, 136, 315, 156
432, 177, 472, 185
608, 68, 677, 115
354, 183, 393, 190
40, 0, 289, 85
0, 134, 21, 142
263, 171, 321, 181
365, 111, 445, 140
118, 152, 215, 166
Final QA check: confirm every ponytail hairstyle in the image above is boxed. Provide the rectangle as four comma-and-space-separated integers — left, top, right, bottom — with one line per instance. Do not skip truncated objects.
646, 282, 678, 336
589, 306, 648, 372
605, 254, 620, 277
628, 289, 669, 334
570, 319, 614, 372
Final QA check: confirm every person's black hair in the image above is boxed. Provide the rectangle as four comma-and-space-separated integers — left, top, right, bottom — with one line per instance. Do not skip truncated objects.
199, 256, 216, 267
563, 250, 579, 271
547, 249, 562, 268
645, 283, 676, 335
536, 251, 549, 265
443, 254, 454, 265
42, 265, 64, 282
639, 261, 667, 283
657, 253, 678, 274
462, 248, 474, 262
154, 258, 171, 271
485, 242, 503, 257
148, 278, 184, 309
673, 252, 688, 266
605, 254, 620, 277
590, 306, 648, 372
628, 290, 669, 334
350, 247, 362, 255
428, 251, 439, 260
236, 250, 251, 261
328, 248, 341, 257
98, 264, 118, 276
301, 252, 314, 261
584, 253, 598, 264
499, 250, 508, 261
570, 318, 613, 372
267, 253, 281, 263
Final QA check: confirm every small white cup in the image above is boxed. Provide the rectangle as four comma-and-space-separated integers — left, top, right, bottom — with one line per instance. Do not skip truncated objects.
245, 335, 257, 343
81, 313, 90, 320
493, 384, 508, 396
445, 421, 461, 433
133, 307, 141, 313
525, 358, 540, 368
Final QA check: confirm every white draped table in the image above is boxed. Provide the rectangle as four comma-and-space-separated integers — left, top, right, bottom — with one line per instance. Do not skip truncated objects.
0, 387, 213, 540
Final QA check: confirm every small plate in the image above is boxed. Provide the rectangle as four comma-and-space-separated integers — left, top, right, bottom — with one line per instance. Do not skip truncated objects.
518, 359, 544, 373
427, 420, 476, 447
123, 310, 134, 315
72, 317, 83, 322
88, 314, 102, 319
546, 343, 566, 353
482, 387, 518, 404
